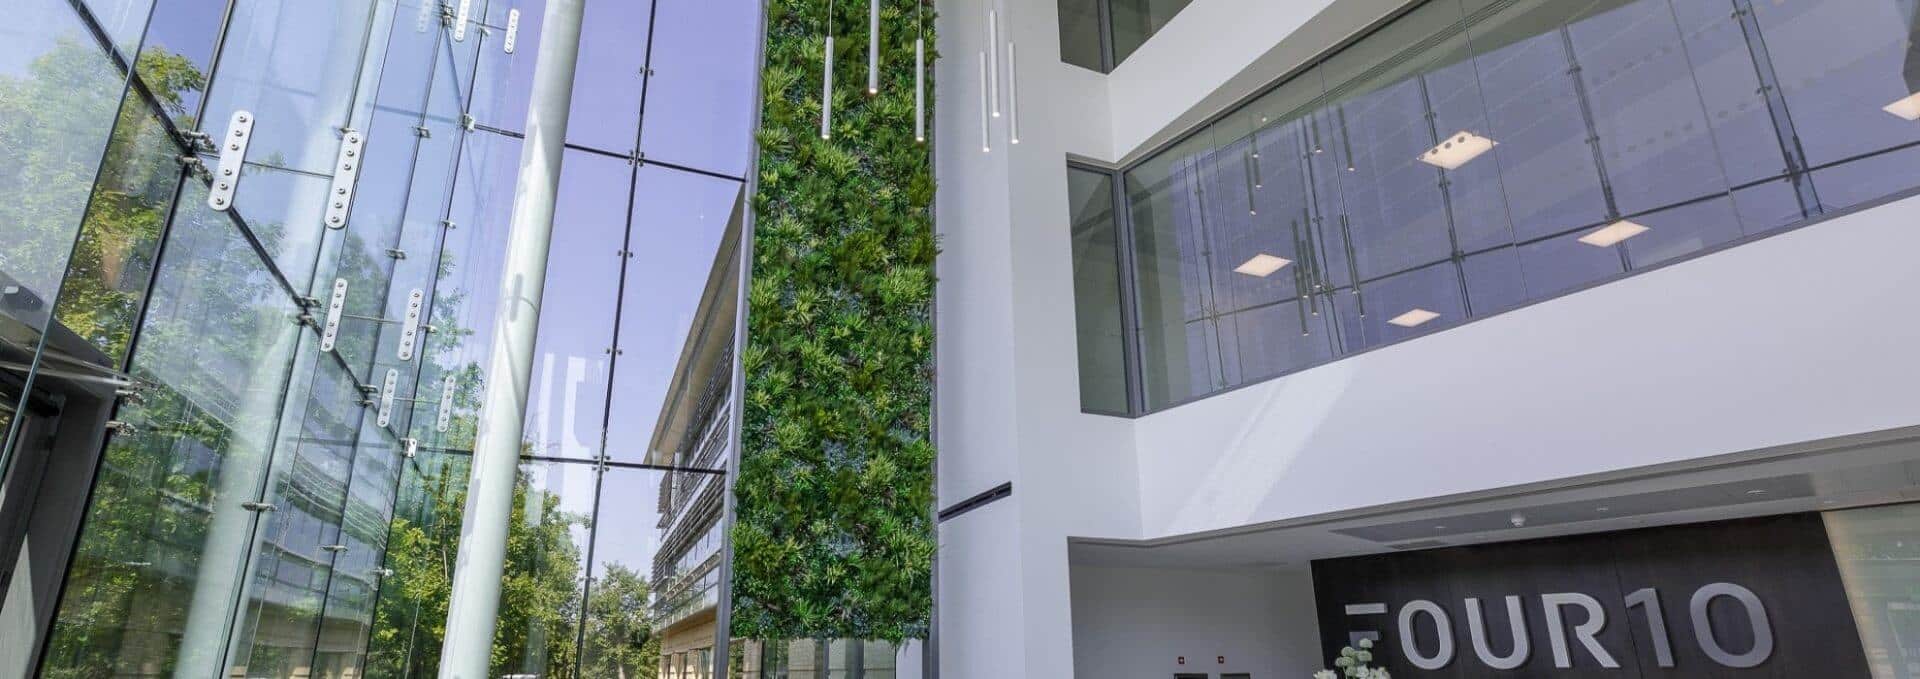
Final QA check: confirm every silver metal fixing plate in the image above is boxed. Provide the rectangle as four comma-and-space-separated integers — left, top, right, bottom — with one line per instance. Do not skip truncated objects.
377, 369, 398, 427
504, 8, 520, 53
398, 288, 424, 360
323, 130, 365, 229
436, 374, 456, 432
453, 0, 473, 40
208, 110, 254, 211
321, 278, 348, 352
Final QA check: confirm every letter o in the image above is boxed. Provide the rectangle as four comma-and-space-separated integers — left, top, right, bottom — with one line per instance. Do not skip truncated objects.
1398, 599, 1456, 670
1689, 583, 1773, 668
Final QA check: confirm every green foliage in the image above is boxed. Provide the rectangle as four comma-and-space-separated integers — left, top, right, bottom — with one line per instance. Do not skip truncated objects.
364, 456, 660, 679
733, 0, 937, 642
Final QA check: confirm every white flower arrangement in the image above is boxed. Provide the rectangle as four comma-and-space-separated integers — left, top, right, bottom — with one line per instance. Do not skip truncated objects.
1315, 638, 1389, 679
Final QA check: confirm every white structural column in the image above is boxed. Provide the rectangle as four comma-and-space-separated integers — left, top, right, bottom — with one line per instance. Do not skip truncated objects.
436, 0, 585, 675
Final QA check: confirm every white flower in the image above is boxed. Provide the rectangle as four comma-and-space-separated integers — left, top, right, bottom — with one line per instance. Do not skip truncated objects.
1355, 650, 1372, 663
1357, 638, 1374, 650
1341, 647, 1357, 659
1314, 671, 1338, 679
1335, 656, 1353, 668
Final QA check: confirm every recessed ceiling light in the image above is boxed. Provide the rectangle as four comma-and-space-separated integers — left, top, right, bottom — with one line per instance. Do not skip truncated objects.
1578, 219, 1650, 247
1387, 308, 1440, 327
1746, 489, 1768, 496
1595, 506, 1610, 513
1233, 253, 1292, 277
1418, 131, 1497, 170
1884, 92, 1920, 121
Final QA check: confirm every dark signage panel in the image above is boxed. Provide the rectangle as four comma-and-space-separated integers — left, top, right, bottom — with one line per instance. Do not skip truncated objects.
1311, 514, 1868, 677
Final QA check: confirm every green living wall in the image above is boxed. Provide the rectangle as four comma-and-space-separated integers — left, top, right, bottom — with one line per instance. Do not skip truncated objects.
733, 0, 937, 642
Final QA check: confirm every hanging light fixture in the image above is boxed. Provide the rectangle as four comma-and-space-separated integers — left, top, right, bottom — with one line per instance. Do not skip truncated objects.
915, 0, 925, 143
979, 51, 990, 152
1008, 41, 1020, 144
987, 7, 1000, 117
822, 0, 835, 140
868, 0, 880, 95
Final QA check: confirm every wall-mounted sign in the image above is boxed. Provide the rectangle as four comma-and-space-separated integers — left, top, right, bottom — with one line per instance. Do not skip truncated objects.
1312, 514, 1868, 677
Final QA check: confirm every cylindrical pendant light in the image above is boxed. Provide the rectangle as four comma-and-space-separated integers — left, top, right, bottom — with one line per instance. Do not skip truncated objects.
822, 0, 835, 140
915, 36, 926, 142
822, 35, 835, 139
1007, 42, 1020, 144
915, 0, 925, 143
868, 0, 879, 94
987, 8, 1000, 117
979, 51, 991, 152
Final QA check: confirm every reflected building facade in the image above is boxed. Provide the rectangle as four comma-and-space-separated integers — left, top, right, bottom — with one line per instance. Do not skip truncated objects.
0, 0, 762, 677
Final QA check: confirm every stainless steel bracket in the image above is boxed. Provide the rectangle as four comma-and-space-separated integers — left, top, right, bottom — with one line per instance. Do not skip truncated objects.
323, 130, 365, 229
377, 368, 398, 427
402, 437, 419, 459
397, 288, 425, 361
504, 8, 521, 53
452, 0, 473, 40
208, 110, 254, 211
240, 501, 276, 512
320, 278, 348, 352
436, 374, 456, 432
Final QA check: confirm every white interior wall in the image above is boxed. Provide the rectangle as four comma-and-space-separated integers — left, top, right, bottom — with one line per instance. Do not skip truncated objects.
1068, 564, 1322, 678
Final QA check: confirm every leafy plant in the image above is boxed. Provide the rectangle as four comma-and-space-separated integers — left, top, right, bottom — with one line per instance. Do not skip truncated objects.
733, 0, 937, 643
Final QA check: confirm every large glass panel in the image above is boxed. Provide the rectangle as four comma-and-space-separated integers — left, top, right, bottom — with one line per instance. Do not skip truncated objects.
638, 0, 760, 177
493, 458, 597, 679
137, 0, 226, 127
1065, 168, 1128, 413
1058, 0, 1105, 71
308, 423, 403, 679
225, 358, 365, 679
607, 167, 740, 465
1108, 0, 1193, 65
567, 0, 651, 153
0, 0, 133, 454
1825, 503, 1920, 679
580, 466, 670, 678
199, 0, 377, 176
1112, 0, 1920, 413
1750, 0, 1920, 172
41, 183, 303, 677
523, 150, 629, 461
52, 97, 184, 369
363, 450, 471, 678
468, 0, 546, 133
82, 0, 157, 60
411, 130, 522, 452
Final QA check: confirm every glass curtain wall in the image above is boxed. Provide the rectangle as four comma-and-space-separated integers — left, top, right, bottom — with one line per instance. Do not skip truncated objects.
9, 1, 762, 679
1057, 0, 1196, 72
1077, 0, 1920, 413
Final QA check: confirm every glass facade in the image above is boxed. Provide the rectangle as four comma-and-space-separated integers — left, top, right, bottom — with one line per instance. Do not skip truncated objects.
1826, 504, 1920, 679
1071, 0, 1920, 414
1056, 0, 1196, 72
1, 1, 761, 679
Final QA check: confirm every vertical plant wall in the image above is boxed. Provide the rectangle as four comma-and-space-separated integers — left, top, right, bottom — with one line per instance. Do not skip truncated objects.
733, 0, 937, 642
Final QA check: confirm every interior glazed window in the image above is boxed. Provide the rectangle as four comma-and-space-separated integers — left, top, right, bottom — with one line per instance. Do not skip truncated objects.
1059, 0, 1105, 70
1112, 0, 1920, 412
1056, 0, 1195, 72
1067, 166, 1132, 414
